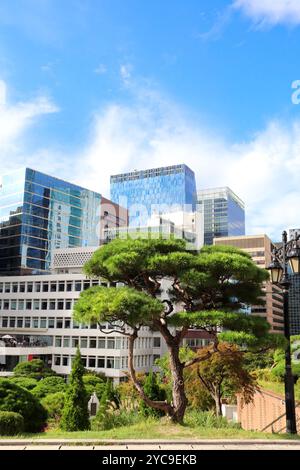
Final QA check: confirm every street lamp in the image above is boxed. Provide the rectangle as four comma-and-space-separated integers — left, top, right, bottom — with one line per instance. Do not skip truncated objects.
267, 230, 300, 435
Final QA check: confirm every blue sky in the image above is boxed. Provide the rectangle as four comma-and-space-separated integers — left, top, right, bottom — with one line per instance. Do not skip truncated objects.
1, 0, 300, 239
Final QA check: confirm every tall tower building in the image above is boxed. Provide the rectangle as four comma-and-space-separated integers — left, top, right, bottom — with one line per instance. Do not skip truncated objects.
110, 164, 197, 226
197, 187, 245, 245
0, 168, 127, 275
214, 234, 284, 333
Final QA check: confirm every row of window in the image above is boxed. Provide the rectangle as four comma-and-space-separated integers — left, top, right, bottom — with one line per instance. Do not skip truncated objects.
0, 279, 107, 294
0, 299, 75, 311
53, 354, 158, 369
53, 336, 159, 350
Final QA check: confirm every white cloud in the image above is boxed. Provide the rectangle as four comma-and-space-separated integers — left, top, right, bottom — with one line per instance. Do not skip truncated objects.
94, 64, 107, 75
233, 0, 300, 26
0, 80, 58, 166
1, 77, 299, 241
71, 85, 300, 241
120, 64, 133, 85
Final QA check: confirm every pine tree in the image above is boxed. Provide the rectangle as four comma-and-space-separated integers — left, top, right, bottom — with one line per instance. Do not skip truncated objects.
140, 370, 166, 418
60, 348, 90, 431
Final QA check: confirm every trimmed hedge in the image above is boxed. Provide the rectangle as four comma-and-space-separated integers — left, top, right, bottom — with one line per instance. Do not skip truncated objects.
0, 411, 24, 436
0, 379, 47, 432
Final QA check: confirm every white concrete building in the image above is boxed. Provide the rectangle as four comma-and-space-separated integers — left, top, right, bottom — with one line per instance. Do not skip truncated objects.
0, 247, 167, 383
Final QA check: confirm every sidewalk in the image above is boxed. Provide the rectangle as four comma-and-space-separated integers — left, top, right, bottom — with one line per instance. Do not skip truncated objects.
1, 439, 300, 450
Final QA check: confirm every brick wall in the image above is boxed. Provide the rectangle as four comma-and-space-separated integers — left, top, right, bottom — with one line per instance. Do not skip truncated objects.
237, 388, 300, 433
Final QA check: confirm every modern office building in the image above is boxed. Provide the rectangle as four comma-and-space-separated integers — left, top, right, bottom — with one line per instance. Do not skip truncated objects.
0, 247, 166, 382
197, 187, 245, 245
110, 164, 197, 226
104, 210, 204, 251
214, 235, 284, 333
0, 168, 127, 275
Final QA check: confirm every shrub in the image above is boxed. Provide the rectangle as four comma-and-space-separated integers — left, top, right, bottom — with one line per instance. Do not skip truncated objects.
9, 377, 39, 391
91, 408, 142, 431
0, 379, 47, 432
32, 376, 67, 399
41, 392, 65, 424
13, 359, 56, 380
82, 375, 105, 400
60, 349, 90, 431
140, 371, 166, 418
186, 410, 241, 429
0, 411, 24, 436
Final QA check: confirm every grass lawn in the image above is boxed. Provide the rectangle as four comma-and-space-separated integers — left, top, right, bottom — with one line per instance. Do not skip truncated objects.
258, 380, 300, 401
1, 419, 300, 441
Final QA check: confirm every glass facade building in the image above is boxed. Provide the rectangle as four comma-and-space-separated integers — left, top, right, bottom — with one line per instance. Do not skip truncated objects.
110, 164, 197, 226
197, 187, 245, 245
0, 168, 101, 275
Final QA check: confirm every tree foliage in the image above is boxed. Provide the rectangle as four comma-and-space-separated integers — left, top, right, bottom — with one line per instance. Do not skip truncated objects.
13, 359, 56, 380
0, 379, 47, 432
139, 371, 166, 418
60, 349, 90, 431
31, 376, 67, 400
75, 237, 284, 423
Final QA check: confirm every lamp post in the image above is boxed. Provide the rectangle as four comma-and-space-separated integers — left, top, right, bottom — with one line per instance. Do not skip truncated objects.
267, 230, 300, 435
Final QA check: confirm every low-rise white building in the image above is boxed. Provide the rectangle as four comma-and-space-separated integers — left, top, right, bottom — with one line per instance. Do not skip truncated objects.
0, 247, 167, 383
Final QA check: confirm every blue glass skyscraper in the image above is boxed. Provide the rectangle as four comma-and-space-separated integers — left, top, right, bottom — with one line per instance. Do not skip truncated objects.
110, 164, 197, 225
197, 187, 245, 245
0, 168, 101, 274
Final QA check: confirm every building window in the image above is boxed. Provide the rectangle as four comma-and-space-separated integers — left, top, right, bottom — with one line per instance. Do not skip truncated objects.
62, 356, 69, 366
24, 317, 31, 328
3, 301, 9, 310
4, 283, 10, 293
35, 282, 41, 292
106, 357, 114, 368
107, 338, 115, 349
54, 355, 61, 366
33, 317, 39, 328
19, 283, 25, 293
55, 337, 62, 347
66, 282, 73, 292
48, 318, 55, 328
26, 301, 32, 310
153, 337, 161, 348
80, 337, 88, 348
65, 300, 72, 310
27, 282, 33, 293
56, 318, 63, 328
40, 318, 47, 328
97, 357, 105, 368
2, 317, 8, 327
18, 300, 24, 310
50, 282, 57, 292
88, 357, 96, 368
72, 337, 79, 348
41, 301, 48, 310
89, 338, 97, 348
43, 283, 49, 292
12, 283, 18, 293
33, 300, 40, 310
11, 300, 17, 310
57, 301, 64, 310
17, 317, 23, 328
58, 282, 65, 292
49, 301, 56, 310
9, 317, 15, 328
75, 281, 82, 292
64, 319, 71, 329
63, 337, 70, 348
98, 338, 105, 348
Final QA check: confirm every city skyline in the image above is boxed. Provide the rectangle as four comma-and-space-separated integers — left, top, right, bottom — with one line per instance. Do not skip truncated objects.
0, 1, 300, 240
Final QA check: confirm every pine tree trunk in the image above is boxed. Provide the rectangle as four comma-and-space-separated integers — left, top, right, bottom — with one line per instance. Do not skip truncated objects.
168, 343, 188, 424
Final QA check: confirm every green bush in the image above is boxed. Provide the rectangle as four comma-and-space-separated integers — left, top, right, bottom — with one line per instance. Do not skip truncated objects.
60, 349, 90, 431
0, 411, 24, 436
13, 359, 56, 380
41, 392, 65, 424
9, 377, 39, 391
82, 375, 105, 400
0, 379, 47, 432
32, 376, 67, 399
139, 371, 166, 418
185, 410, 241, 429
91, 408, 142, 431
